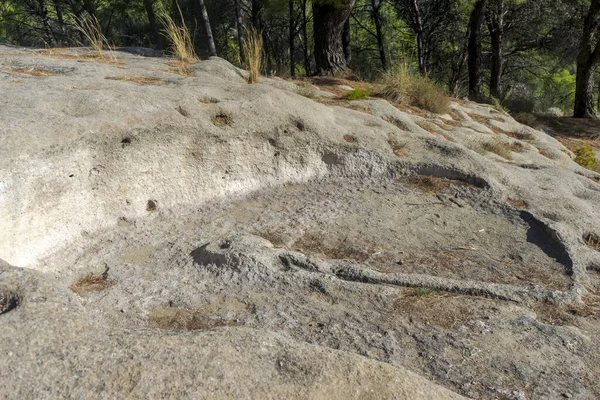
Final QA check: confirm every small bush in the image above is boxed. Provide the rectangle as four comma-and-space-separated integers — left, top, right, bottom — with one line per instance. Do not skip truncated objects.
380, 65, 450, 114
296, 81, 316, 98
546, 107, 564, 117
160, 6, 198, 63
243, 27, 263, 84
347, 88, 370, 100
515, 112, 538, 128
380, 64, 412, 104
574, 144, 598, 170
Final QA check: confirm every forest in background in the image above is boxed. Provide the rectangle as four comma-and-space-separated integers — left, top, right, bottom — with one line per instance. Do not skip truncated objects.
1, 0, 600, 118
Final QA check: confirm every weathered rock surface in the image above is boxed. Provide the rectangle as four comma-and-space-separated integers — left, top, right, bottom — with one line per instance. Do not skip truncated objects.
1, 45, 599, 399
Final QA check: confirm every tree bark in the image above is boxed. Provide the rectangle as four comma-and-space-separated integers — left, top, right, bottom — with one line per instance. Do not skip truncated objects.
52, 0, 68, 45
143, 0, 163, 49
302, 0, 311, 75
196, 0, 217, 57
486, 0, 504, 99
235, 0, 246, 64
468, 0, 488, 101
342, 16, 351, 66
312, 0, 356, 75
290, 0, 296, 77
36, 0, 57, 46
574, 0, 600, 118
371, 0, 387, 70
408, 0, 426, 75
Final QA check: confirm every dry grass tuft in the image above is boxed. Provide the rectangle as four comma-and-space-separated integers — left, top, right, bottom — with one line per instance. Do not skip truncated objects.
148, 307, 237, 331
167, 64, 194, 76
380, 64, 450, 114
243, 27, 263, 84
105, 76, 163, 84
292, 233, 373, 262
584, 233, 600, 250
403, 175, 467, 194
506, 198, 529, 209
199, 96, 220, 104
472, 138, 513, 159
3, 67, 55, 76
160, 6, 198, 63
74, 13, 117, 63
70, 268, 114, 296
211, 112, 233, 126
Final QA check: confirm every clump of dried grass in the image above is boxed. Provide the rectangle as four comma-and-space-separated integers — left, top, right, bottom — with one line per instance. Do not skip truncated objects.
160, 5, 198, 64
380, 64, 451, 114
243, 27, 263, 84
74, 13, 117, 63
3, 67, 55, 76
70, 268, 114, 296
105, 76, 163, 84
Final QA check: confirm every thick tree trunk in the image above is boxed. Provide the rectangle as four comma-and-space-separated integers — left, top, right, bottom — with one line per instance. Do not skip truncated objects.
574, 60, 598, 118
574, 0, 600, 118
342, 17, 351, 66
312, 0, 356, 75
487, 0, 504, 99
468, 0, 488, 102
235, 0, 246, 64
196, 0, 217, 57
290, 0, 296, 77
371, 0, 387, 70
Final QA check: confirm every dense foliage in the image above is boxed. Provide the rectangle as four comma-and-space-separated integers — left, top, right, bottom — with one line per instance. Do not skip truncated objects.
1, 0, 599, 116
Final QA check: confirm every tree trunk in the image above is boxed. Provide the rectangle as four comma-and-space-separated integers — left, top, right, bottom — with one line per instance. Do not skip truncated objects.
235, 0, 246, 64
143, 0, 163, 49
574, 0, 600, 118
196, 0, 217, 57
36, 0, 57, 46
52, 0, 68, 45
487, 0, 504, 99
371, 0, 387, 70
312, 0, 356, 75
342, 17, 351, 66
302, 0, 311, 75
408, 0, 425, 75
468, 0, 488, 102
290, 0, 296, 77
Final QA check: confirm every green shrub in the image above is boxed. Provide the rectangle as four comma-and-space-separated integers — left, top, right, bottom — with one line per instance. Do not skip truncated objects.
574, 144, 598, 170
380, 64, 450, 114
347, 88, 370, 100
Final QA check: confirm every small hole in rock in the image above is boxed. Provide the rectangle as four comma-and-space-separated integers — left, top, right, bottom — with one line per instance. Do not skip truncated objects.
69, 174, 74, 178
0, 290, 20, 315
147, 200, 158, 212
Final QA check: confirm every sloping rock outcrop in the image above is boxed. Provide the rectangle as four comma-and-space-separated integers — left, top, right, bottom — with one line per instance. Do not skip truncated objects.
1, 45, 599, 399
